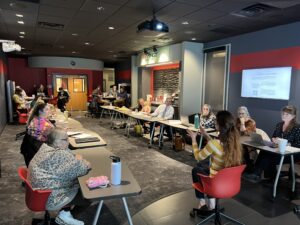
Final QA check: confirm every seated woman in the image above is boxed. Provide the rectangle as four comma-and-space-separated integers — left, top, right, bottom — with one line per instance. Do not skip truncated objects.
141, 101, 151, 113
236, 106, 256, 136
132, 98, 145, 111
20, 102, 55, 166
236, 106, 257, 171
13, 87, 27, 113
28, 129, 91, 225
186, 104, 216, 146
187, 111, 242, 214
246, 105, 300, 181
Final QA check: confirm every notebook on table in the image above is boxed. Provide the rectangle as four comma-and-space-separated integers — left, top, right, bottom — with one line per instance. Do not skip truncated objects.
75, 137, 100, 144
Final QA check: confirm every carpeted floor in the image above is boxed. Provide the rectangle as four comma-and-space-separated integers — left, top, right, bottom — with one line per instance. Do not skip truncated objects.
0, 112, 197, 225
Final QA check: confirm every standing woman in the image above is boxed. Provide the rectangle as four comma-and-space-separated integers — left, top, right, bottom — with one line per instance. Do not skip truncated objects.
248, 105, 300, 180
57, 87, 70, 112
20, 102, 55, 166
187, 111, 242, 214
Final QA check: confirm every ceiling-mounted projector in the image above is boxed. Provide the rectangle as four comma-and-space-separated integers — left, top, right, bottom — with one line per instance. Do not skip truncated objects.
0, 40, 21, 52
137, 16, 169, 33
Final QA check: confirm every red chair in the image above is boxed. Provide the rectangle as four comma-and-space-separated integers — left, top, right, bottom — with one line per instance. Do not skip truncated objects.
192, 165, 246, 225
18, 167, 53, 225
16, 111, 28, 124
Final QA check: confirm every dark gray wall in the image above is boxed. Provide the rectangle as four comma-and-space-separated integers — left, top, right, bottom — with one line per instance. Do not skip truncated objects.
204, 21, 300, 136
0, 50, 7, 134
138, 68, 151, 100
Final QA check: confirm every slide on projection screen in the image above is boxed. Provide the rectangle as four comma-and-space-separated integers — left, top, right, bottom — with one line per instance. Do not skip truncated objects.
241, 67, 292, 100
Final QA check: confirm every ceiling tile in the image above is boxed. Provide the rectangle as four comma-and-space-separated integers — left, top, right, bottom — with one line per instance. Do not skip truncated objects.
0, 0, 39, 13
184, 8, 226, 21
40, 0, 85, 9
39, 4, 77, 18
156, 2, 199, 17
176, 0, 221, 7
79, 0, 122, 15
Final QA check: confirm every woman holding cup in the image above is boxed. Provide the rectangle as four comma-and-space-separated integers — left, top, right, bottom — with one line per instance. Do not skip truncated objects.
245, 105, 300, 182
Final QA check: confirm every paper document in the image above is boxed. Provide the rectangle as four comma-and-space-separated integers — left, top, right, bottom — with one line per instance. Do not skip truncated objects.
73, 133, 93, 139
67, 131, 82, 136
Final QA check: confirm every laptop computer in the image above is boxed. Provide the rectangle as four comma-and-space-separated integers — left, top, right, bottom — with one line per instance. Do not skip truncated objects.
180, 115, 192, 127
248, 133, 276, 148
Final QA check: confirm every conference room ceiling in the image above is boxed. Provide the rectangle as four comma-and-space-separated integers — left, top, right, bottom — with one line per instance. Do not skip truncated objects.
1, 0, 300, 63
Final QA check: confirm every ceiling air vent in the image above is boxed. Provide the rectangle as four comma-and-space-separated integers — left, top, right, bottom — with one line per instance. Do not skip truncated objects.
38, 21, 64, 30
231, 3, 278, 18
17, 0, 40, 3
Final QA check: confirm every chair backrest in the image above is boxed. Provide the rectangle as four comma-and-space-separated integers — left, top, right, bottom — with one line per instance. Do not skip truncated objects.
200, 165, 246, 199
17, 167, 52, 212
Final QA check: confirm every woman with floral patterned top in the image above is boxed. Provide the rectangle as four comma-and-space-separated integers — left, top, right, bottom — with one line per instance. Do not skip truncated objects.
20, 102, 55, 166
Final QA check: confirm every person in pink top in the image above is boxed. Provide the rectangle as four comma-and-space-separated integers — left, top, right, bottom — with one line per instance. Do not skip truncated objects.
20, 102, 55, 166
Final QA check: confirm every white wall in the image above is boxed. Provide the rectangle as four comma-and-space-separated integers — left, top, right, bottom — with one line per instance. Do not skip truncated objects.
28, 56, 104, 71
180, 42, 204, 117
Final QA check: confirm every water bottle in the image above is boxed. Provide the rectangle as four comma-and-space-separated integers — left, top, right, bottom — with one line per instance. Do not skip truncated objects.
110, 156, 121, 185
194, 114, 200, 129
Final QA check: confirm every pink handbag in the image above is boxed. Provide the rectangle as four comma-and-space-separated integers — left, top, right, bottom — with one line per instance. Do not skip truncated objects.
86, 176, 110, 188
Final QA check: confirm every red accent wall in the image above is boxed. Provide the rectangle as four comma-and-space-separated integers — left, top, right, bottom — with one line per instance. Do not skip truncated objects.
8, 58, 47, 95
46, 68, 103, 96
230, 46, 300, 73
150, 63, 180, 96
7, 57, 103, 97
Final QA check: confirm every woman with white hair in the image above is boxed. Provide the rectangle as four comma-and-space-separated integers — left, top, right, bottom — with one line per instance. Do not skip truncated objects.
236, 106, 256, 136
28, 129, 91, 225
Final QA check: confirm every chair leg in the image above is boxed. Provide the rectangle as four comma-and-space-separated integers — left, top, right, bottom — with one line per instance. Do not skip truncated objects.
196, 199, 245, 225
219, 213, 245, 225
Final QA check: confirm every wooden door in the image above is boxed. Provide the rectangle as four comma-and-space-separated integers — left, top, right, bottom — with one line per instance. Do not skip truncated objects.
53, 75, 88, 111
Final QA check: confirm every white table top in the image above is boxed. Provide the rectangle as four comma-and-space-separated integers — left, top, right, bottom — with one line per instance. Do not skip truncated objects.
74, 147, 142, 200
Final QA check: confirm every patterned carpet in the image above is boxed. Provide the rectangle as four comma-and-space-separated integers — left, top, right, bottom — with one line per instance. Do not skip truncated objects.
0, 112, 197, 225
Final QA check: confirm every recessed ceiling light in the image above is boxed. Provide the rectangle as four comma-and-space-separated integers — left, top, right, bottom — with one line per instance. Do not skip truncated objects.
71, 33, 78, 36
84, 42, 90, 45
16, 14, 23, 18
19, 31, 25, 35
108, 26, 115, 30
108, 50, 113, 53
17, 21, 24, 24
19, 36, 24, 38
97, 6, 104, 11
191, 37, 196, 41
72, 51, 77, 54
182, 21, 189, 25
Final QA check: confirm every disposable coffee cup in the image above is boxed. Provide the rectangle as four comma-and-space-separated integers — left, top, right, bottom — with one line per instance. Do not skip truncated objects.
278, 138, 288, 153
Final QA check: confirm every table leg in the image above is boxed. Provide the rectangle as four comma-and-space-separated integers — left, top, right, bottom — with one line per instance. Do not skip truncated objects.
273, 155, 285, 198
159, 124, 164, 149
122, 197, 133, 225
99, 108, 104, 121
92, 200, 104, 225
291, 154, 295, 192
149, 122, 156, 147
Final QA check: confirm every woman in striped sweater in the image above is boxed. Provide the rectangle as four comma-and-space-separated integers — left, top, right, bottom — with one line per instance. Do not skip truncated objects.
187, 110, 242, 213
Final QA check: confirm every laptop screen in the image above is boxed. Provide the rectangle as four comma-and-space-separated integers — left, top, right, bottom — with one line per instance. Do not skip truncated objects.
180, 115, 190, 125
